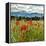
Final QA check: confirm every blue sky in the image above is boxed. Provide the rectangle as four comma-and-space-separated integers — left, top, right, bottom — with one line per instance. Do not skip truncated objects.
10, 4, 44, 17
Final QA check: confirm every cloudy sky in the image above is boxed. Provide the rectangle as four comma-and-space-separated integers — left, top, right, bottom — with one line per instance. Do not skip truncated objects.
10, 3, 44, 14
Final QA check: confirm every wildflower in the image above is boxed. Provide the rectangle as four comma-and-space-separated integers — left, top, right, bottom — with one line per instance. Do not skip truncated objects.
16, 21, 20, 25
27, 20, 32, 26
21, 25, 28, 31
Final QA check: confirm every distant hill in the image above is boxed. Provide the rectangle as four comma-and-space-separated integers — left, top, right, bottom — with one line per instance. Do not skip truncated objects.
11, 11, 44, 18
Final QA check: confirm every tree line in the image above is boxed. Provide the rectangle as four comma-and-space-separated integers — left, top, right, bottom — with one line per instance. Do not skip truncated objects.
11, 16, 44, 21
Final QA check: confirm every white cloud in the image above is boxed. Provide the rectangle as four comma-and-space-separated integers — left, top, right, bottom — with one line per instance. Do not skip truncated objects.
11, 4, 44, 14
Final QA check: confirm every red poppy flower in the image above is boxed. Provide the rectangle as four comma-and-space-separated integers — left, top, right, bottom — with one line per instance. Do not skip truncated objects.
27, 20, 32, 25
21, 25, 28, 31
16, 21, 20, 25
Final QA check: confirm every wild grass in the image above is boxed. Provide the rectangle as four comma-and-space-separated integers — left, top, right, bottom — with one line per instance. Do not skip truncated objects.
10, 19, 44, 42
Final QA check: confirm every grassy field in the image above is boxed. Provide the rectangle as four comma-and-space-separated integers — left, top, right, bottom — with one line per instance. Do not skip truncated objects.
10, 19, 44, 42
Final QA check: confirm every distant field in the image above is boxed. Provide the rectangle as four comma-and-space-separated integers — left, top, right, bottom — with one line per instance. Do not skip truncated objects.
10, 19, 44, 42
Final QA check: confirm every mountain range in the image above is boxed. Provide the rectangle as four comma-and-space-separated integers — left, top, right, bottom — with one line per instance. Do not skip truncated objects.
11, 11, 44, 18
